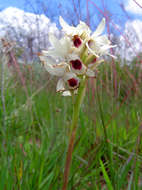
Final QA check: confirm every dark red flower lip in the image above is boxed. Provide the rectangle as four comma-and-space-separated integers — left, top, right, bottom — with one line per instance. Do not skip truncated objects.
92, 57, 97, 63
70, 59, 82, 70
68, 78, 78, 88
73, 35, 82, 48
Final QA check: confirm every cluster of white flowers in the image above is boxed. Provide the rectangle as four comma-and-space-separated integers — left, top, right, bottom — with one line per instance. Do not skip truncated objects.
39, 17, 114, 96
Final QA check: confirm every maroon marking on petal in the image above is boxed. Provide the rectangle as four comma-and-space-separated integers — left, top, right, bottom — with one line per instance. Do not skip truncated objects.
88, 40, 93, 47
92, 57, 97, 63
70, 59, 82, 70
68, 78, 78, 87
73, 35, 82, 48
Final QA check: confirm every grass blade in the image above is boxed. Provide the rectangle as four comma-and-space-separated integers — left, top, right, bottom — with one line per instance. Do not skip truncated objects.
100, 159, 113, 190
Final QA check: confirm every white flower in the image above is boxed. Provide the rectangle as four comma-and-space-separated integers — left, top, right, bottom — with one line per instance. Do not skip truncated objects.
39, 17, 116, 96
86, 18, 116, 57
59, 16, 91, 38
39, 34, 101, 81
46, 34, 73, 59
56, 72, 80, 96
69, 57, 97, 77
39, 49, 80, 96
39, 54, 69, 76
59, 17, 115, 57
40, 33, 94, 77
59, 16, 92, 49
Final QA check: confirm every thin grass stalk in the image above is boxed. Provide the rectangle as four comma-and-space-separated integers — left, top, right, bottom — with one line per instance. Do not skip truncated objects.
0, 55, 6, 128
0, 39, 9, 129
8, 51, 29, 97
96, 87, 108, 142
133, 123, 142, 189
86, 0, 90, 26
96, 86, 115, 185
102, 1, 118, 98
125, 67, 140, 96
133, 0, 142, 8
71, 0, 80, 23
62, 77, 87, 190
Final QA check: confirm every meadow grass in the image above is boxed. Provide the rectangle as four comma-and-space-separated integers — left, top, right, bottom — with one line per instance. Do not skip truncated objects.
0, 60, 142, 190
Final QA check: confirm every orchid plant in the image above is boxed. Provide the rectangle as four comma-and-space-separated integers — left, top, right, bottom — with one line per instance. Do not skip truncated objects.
39, 17, 114, 190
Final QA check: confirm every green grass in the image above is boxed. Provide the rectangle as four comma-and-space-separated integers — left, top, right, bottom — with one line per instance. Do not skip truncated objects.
0, 61, 142, 189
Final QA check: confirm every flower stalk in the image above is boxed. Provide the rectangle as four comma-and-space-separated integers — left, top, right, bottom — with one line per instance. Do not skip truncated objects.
62, 77, 87, 190
38, 16, 115, 190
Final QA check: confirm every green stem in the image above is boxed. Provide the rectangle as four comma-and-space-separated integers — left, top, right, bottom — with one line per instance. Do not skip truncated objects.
62, 77, 87, 190
71, 77, 87, 131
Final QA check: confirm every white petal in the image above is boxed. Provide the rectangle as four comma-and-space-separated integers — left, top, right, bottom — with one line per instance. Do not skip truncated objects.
68, 54, 80, 61
41, 50, 49, 56
62, 91, 71, 96
107, 53, 117, 59
44, 63, 67, 77
40, 50, 59, 58
59, 36, 72, 55
88, 59, 104, 69
86, 42, 99, 57
59, 16, 75, 35
79, 21, 90, 29
73, 89, 78, 94
48, 35, 72, 58
63, 72, 77, 81
86, 69, 96, 77
91, 18, 105, 38
49, 34, 61, 49
39, 56, 55, 65
56, 78, 65, 92
43, 48, 65, 59
59, 16, 70, 29
42, 35, 71, 59
43, 50, 60, 58
98, 45, 116, 55
95, 35, 110, 45
41, 48, 62, 59
77, 21, 91, 36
